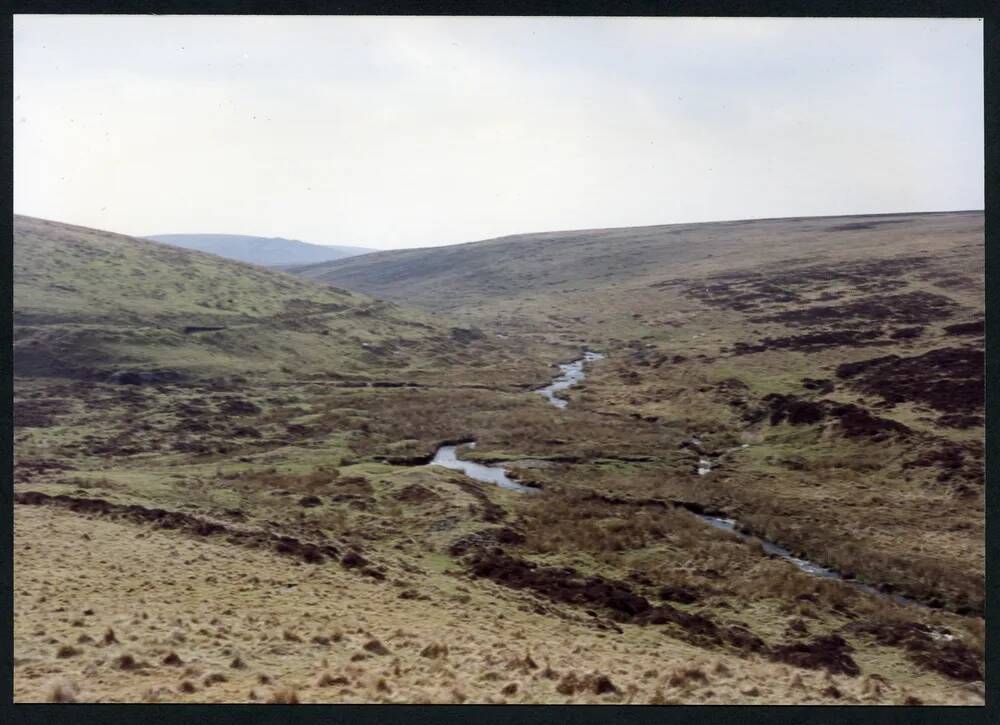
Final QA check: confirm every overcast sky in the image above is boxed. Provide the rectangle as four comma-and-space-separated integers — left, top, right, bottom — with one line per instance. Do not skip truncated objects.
14, 16, 983, 250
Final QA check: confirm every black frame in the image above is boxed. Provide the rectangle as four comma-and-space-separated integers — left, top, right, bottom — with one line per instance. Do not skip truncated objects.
3, 3, 995, 723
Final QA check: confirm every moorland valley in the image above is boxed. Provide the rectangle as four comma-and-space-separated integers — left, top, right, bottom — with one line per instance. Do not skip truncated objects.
12, 210, 984, 704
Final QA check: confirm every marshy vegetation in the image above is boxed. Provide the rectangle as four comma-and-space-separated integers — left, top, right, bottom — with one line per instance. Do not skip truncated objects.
13, 212, 984, 703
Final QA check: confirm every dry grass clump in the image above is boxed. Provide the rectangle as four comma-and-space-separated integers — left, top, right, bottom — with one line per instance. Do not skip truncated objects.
266, 685, 300, 704
316, 672, 349, 687
55, 644, 81, 658
363, 638, 390, 655
229, 467, 339, 495
555, 671, 620, 696
506, 650, 538, 673
962, 618, 985, 657
45, 679, 79, 703
738, 509, 983, 613
712, 661, 731, 677
648, 688, 679, 705
861, 674, 888, 698
310, 634, 331, 645
326, 384, 670, 463
540, 659, 560, 680
667, 665, 709, 689
420, 642, 448, 659
517, 493, 692, 556
775, 448, 887, 474
114, 653, 145, 670
310, 389, 479, 459
734, 560, 855, 610
142, 686, 175, 702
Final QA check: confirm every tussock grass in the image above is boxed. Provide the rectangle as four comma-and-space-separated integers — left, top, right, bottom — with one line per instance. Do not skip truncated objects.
44, 679, 79, 703
266, 685, 300, 704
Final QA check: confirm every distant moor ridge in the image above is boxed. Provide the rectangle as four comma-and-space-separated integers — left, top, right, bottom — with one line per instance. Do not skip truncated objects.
289, 211, 982, 314
146, 233, 374, 268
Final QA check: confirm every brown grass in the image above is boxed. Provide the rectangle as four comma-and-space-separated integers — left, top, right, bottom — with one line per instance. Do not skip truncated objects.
266, 686, 300, 704
44, 679, 79, 703
11, 211, 984, 705
13, 504, 982, 704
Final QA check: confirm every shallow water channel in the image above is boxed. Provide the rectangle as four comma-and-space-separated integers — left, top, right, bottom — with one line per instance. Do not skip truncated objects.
426, 351, 604, 491
696, 515, 914, 606
534, 351, 605, 408
425, 349, 916, 607
429, 442, 536, 493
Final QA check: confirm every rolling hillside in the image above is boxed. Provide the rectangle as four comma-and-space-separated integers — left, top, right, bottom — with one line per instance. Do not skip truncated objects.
290, 211, 983, 319
13, 215, 498, 383
146, 233, 373, 268
291, 209, 986, 614
13, 211, 985, 704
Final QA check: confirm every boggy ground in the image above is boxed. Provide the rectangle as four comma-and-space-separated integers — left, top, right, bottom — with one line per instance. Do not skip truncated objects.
569, 249, 985, 614
14, 211, 984, 704
13, 354, 984, 703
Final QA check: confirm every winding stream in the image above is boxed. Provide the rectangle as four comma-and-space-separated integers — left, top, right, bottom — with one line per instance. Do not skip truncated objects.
426, 351, 604, 491
696, 515, 914, 606
535, 351, 605, 408
429, 442, 537, 493
424, 348, 917, 607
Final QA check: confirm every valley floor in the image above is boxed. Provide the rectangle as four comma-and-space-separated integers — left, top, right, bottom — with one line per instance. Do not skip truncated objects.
13, 212, 985, 705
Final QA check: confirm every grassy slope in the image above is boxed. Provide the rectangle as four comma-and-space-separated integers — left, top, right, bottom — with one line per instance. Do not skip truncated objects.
13, 213, 985, 704
290, 211, 981, 315
13, 215, 537, 384
20, 503, 977, 705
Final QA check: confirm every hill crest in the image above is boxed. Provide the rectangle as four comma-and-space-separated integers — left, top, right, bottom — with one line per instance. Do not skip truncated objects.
13, 215, 480, 383
147, 232, 374, 268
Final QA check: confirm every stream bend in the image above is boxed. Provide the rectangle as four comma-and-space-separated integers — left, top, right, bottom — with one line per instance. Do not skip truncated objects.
424, 348, 917, 607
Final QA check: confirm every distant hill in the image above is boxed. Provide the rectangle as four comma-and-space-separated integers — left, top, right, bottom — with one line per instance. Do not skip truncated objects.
13, 216, 472, 382
288, 211, 984, 315
146, 233, 374, 267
